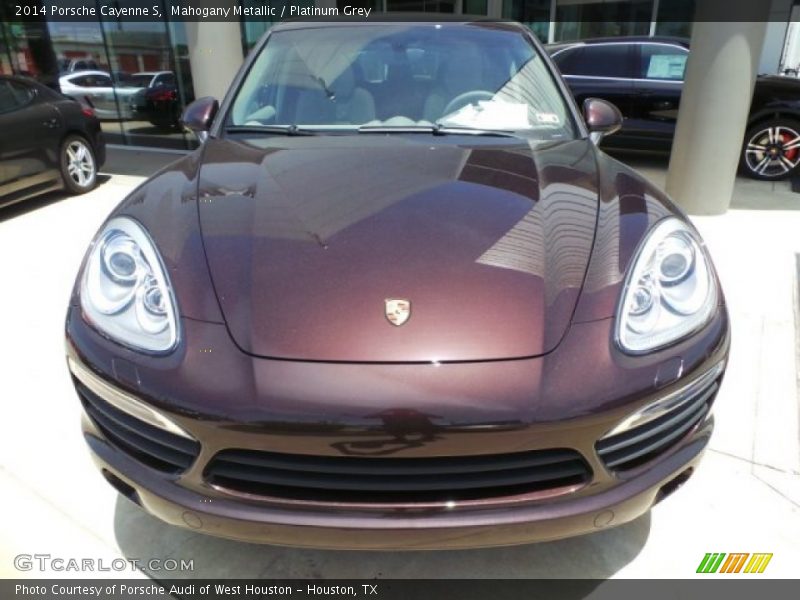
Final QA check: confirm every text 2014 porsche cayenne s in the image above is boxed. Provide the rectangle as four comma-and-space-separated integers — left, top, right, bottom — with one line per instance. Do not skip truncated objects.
66, 19, 729, 549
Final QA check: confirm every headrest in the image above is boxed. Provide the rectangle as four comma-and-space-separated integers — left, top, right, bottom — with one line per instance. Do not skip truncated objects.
331, 66, 356, 100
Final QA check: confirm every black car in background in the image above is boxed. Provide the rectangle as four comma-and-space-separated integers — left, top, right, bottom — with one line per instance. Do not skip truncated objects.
548, 37, 800, 180
130, 70, 195, 129
0, 75, 106, 207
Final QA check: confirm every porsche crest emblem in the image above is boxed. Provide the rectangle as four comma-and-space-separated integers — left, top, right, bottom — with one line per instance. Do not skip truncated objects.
385, 298, 411, 327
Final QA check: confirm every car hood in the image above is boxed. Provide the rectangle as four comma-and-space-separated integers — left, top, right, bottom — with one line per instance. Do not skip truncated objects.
197, 135, 600, 362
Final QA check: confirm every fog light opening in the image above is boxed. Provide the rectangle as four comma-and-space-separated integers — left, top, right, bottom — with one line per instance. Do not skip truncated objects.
102, 469, 141, 506
655, 468, 693, 504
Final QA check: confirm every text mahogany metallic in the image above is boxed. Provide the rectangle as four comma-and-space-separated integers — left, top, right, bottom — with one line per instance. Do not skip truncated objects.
66, 18, 729, 549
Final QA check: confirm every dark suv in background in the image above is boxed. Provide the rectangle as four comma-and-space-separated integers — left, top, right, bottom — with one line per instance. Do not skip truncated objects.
130, 70, 195, 130
548, 37, 800, 180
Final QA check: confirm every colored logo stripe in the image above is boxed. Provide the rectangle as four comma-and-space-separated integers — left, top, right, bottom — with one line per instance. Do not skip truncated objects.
697, 553, 726, 573
744, 553, 773, 573
697, 553, 773, 574
720, 553, 749, 573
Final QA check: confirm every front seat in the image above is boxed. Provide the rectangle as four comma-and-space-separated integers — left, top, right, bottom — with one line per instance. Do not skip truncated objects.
294, 67, 375, 126
423, 45, 485, 122
294, 82, 335, 125
329, 66, 376, 125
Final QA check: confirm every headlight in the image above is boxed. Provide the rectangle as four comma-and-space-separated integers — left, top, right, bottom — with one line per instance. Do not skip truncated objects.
616, 217, 717, 353
81, 217, 179, 353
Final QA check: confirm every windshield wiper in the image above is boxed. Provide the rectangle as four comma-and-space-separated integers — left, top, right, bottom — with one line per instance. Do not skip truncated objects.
436, 124, 519, 138
225, 125, 317, 136
357, 124, 519, 138
358, 124, 439, 134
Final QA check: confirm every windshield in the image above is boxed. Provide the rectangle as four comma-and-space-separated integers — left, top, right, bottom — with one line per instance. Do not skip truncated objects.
229, 24, 576, 139
126, 74, 155, 88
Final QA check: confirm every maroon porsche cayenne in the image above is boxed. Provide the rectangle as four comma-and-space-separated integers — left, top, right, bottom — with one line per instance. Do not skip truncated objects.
66, 19, 729, 549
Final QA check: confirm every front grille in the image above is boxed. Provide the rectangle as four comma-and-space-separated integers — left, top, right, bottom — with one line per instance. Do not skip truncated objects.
596, 379, 719, 472
204, 447, 591, 503
77, 381, 199, 474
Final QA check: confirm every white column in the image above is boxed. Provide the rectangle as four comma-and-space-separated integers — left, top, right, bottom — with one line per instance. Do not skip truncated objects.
185, 18, 244, 101
665, 3, 770, 215
759, 0, 793, 74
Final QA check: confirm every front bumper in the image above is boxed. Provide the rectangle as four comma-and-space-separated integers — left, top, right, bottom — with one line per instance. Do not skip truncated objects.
83, 419, 710, 549
66, 305, 728, 549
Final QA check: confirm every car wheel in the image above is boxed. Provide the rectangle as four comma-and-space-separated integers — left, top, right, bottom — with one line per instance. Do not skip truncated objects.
741, 119, 800, 180
60, 135, 98, 194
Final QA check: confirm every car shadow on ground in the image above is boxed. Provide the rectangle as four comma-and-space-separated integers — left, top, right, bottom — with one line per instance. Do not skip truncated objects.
0, 175, 112, 223
113, 495, 650, 582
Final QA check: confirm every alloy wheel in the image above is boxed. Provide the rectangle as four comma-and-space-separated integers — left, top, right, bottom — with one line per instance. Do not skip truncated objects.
744, 125, 800, 179
65, 139, 96, 188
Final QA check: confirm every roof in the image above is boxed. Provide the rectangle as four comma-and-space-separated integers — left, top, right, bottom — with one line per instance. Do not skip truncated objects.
271, 15, 526, 33
60, 70, 110, 79
546, 35, 690, 52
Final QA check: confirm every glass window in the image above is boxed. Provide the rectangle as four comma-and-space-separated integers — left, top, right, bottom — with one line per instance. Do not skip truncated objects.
69, 75, 91, 87
0, 79, 33, 112
655, 0, 695, 38
0, 81, 20, 112
555, 44, 633, 78
554, 0, 653, 41
156, 73, 175, 86
640, 44, 688, 80
70, 74, 111, 88
49, 6, 197, 149
0, 13, 61, 89
73, 59, 99, 71
3, 4, 196, 150
240, 1, 316, 52
8, 80, 33, 104
50, 20, 123, 143
502, 0, 550, 43
0, 23, 14, 75
229, 23, 576, 140
127, 73, 157, 88
386, 0, 456, 12
464, 0, 489, 15
551, 46, 580, 71
104, 15, 194, 148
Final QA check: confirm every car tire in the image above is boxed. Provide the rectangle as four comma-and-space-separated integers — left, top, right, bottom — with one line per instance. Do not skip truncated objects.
60, 135, 98, 194
741, 119, 800, 181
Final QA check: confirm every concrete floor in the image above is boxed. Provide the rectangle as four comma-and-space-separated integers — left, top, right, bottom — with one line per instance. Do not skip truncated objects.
0, 149, 798, 580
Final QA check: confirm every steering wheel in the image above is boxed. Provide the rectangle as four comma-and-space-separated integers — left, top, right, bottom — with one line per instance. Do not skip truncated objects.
442, 90, 495, 117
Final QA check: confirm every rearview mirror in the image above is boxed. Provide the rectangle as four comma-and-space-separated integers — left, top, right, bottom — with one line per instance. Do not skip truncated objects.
181, 97, 219, 142
583, 98, 622, 143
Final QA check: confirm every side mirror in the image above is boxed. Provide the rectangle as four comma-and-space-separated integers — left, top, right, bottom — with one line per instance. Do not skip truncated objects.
181, 96, 218, 142
583, 98, 622, 143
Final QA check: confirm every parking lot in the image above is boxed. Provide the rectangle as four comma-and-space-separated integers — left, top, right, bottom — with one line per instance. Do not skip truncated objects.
1, 147, 798, 580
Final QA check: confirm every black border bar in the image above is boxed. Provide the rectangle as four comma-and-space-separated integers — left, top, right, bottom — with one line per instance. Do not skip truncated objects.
3, 579, 800, 600
0, 0, 785, 24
